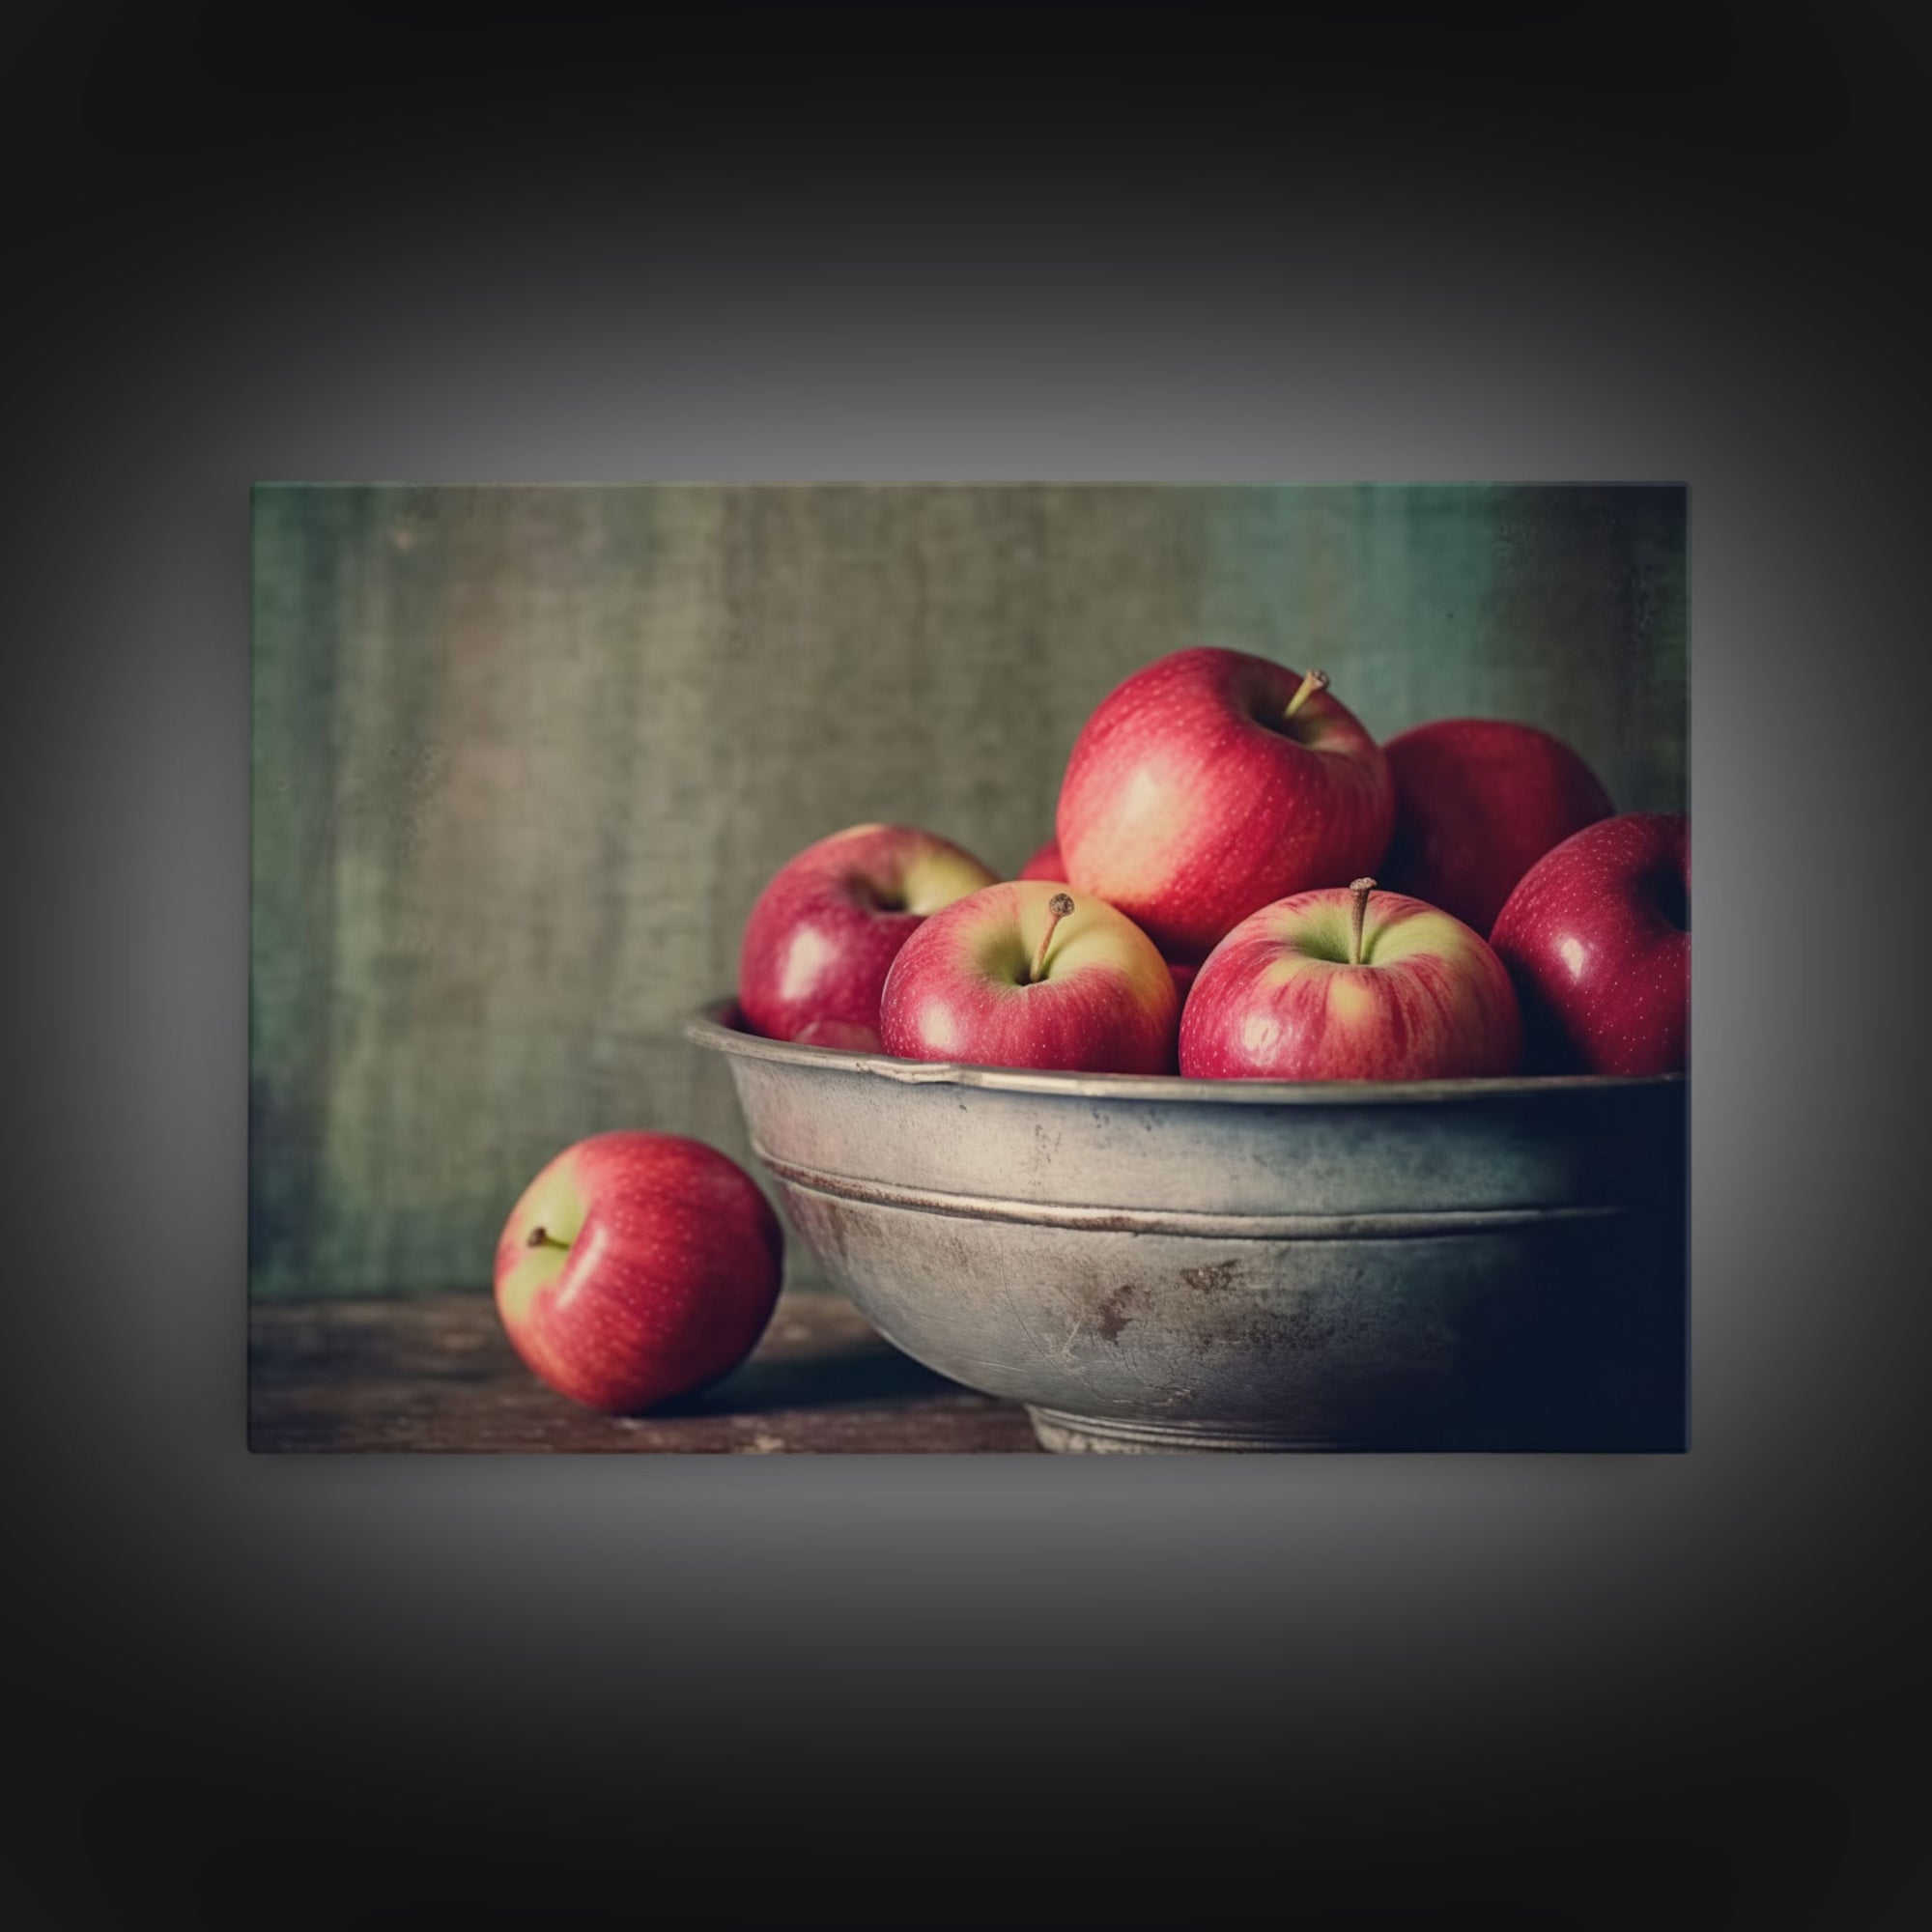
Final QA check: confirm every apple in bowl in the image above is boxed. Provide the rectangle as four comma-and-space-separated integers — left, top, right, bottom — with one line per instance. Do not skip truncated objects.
738, 823, 998, 1049
1380, 718, 1614, 936
494, 1131, 784, 1413
879, 881, 1179, 1074
1179, 878, 1521, 1081
1018, 840, 1198, 1002
1054, 647, 1395, 963
1490, 811, 1689, 1075
1016, 838, 1064, 881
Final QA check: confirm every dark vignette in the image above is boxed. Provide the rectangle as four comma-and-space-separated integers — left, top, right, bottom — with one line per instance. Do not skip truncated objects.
4, 5, 1928, 1927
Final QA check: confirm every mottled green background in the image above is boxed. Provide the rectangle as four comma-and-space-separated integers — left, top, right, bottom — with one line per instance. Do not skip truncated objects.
250, 484, 1686, 1297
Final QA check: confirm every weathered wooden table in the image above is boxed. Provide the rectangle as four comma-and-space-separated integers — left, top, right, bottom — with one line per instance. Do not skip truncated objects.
249, 1289, 1040, 1452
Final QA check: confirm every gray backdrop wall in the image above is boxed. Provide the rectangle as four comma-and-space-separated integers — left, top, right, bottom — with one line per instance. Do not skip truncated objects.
250, 484, 1686, 1297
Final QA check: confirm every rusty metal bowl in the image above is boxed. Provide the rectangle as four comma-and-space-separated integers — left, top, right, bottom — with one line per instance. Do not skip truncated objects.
688, 1000, 1687, 1452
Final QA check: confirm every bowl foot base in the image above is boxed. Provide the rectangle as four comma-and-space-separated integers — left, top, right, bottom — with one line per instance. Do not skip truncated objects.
1026, 1407, 1348, 1454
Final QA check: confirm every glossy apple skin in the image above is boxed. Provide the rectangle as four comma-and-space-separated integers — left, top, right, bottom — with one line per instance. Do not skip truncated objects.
1021, 847, 1197, 1003
738, 824, 998, 1044
1490, 812, 1689, 1075
1055, 647, 1396, 963
1381, 718, 1614, 936
1017, 838, 1064, 881
879, 880, 1179, 1073
1179, 887, 1521, 1081
494, 1131, 784, 1414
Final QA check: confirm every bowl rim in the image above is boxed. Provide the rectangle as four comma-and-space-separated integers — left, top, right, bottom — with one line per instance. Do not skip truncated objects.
686, 998, 1687, 1107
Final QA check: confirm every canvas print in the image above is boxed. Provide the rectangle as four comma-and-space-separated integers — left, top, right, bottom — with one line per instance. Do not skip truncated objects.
249, 484, 1688, 1452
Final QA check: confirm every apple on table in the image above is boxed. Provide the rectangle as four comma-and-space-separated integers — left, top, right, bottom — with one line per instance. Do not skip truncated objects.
1179, 877, 1521, 1081
1055, 646, 1395, 964
879, 881, 1179, 1074
1490, 811, 1689, 1075
494, 1131, 784, 1414
1380, 717, 1614, 936
737, 823, 998, 1050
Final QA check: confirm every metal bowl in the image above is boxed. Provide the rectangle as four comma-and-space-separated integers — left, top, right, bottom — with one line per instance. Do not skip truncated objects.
688, 1000, 1687, 1452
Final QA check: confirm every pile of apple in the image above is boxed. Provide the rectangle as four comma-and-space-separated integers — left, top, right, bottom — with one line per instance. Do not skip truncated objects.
492, 644, 1689, 1417
738, 646, 1689, 1083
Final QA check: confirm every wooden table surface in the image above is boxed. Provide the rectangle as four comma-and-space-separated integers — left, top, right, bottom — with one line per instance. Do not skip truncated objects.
249, 1290, 1041, 1453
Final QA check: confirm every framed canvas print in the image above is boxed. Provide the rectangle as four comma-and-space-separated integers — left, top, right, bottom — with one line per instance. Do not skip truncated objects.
249, 483, 1687, 1453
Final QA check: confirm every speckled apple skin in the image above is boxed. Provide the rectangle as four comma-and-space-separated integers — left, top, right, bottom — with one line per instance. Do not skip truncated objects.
494, 1132, 783, 1414
1490, 812, 1689, 1075
1054, 647, 1396, 963
737, 824, 997, 1045
879, 880, 1180, 1074
1017, 849, 1197, 1005
1179, 887, 1522, 1081
1381, 718, 1614, 935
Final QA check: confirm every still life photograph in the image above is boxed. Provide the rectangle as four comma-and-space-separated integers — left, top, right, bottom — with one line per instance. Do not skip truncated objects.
249, 482, 1688, 1453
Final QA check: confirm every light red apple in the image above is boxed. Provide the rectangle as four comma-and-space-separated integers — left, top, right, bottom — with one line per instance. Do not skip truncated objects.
494, 1131, 784, 1413
1055, 647, 1396, 963
738, 823, 998, 1048
1380, 717, 1614, 936
1179, 878, 1521, 1081
1490, 812, 1689, 1075
1019, 839, 1197, 1003
879, 881, 1179, 1073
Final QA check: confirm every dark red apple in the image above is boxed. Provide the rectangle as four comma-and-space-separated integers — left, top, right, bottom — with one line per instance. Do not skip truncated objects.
738, 823, 998, 1046
879, 882, 1179, 1073
1490, 812, 1689, 1075
1179, 878, 1521, 1081
494, 1131, 784, 1413
1055, 647, 1395, 963
1380, 718, 1614, 935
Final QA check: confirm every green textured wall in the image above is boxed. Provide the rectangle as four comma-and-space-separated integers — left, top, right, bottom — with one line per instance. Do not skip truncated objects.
249, 484, 1686, 1296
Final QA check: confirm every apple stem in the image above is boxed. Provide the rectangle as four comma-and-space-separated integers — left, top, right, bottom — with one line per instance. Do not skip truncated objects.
1029, 893, 1076, 983
1349, 877, 1376, 966
1284, 668, 1330, 722
526, 1226, 569, 1251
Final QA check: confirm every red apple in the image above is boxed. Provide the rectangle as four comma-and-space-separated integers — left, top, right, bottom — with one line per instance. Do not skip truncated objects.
494, 1131, 783, 1413
1055, 647, 1396, 962
1380, 718, 1614, 936
879, 881, 1179, 1073
1490, 812, 1689, 1075
1019, 840, 1196, 1002
1017, 838, 1064, 881
738, 823, 998, 1045
1179, 878, 1521, 1081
